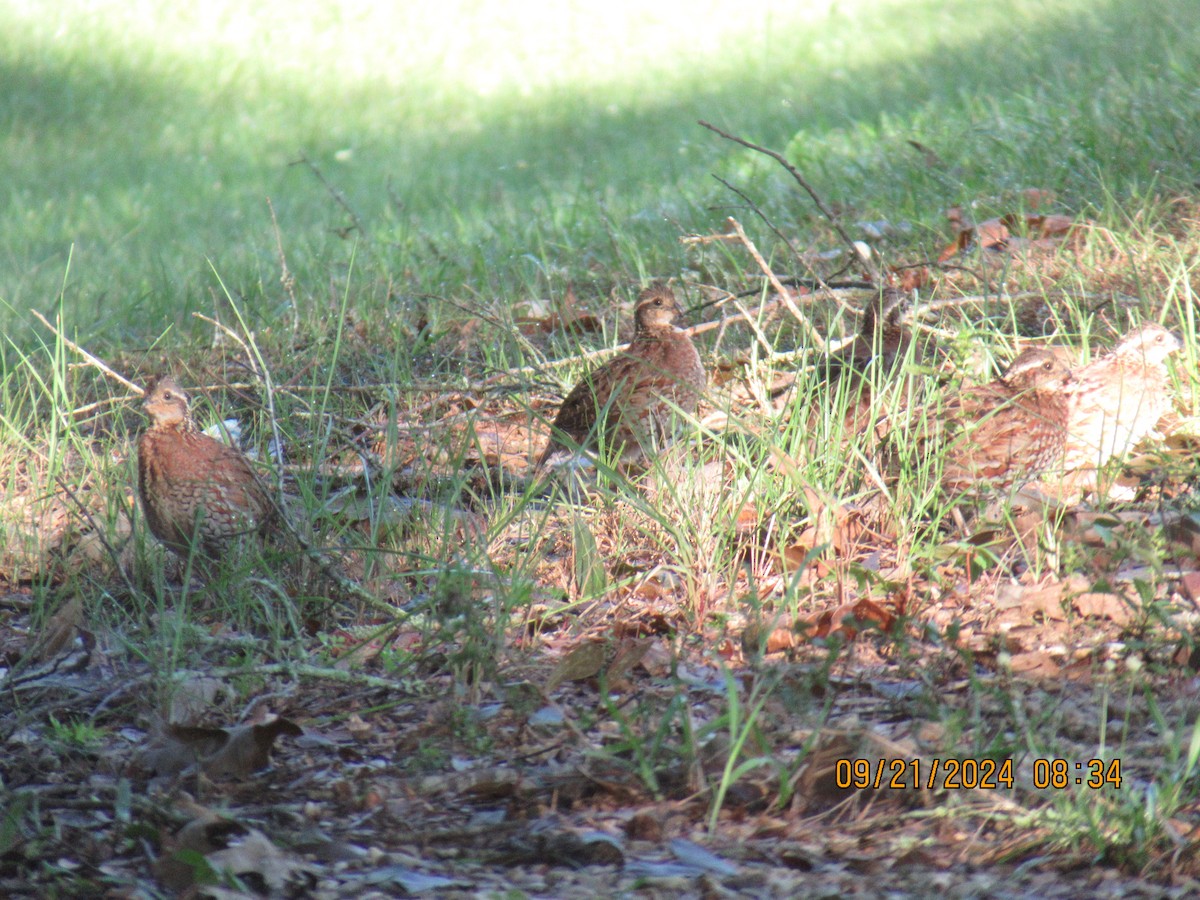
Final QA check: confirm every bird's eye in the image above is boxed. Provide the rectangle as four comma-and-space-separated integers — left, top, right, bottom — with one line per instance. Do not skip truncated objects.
161, 390, 173, 401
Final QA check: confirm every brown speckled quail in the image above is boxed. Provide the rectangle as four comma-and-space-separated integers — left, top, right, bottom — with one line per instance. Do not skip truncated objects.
940, 348, 1072, 493
811, 288, 931, 436
1061, 323, 1182, 488
137, 375, 274, 560
538, 282, 705, 467
825, 287, 916, 377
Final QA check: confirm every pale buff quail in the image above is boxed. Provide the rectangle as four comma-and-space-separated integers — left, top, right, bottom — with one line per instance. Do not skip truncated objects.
940, 347, 1072, 493
1061, 323, 1182, 488
538, 282, 705, 467
137, 375, 275, 560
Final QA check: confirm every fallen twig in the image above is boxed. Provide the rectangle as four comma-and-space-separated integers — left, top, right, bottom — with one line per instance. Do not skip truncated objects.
726, 217, 826, 352
30, 309, 143, 394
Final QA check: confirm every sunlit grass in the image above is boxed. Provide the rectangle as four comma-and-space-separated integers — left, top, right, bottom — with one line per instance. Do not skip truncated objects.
1, 0, 1197, 349
2, 1, 1200, 881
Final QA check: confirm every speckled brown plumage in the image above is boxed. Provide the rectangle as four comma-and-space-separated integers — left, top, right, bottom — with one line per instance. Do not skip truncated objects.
940, 348, 1072, 493
1061, 323, 1181, 484
137, 375, 274, 559
538, 283, 705, 467
825, 287, 915, 378
812, 288, 929, 435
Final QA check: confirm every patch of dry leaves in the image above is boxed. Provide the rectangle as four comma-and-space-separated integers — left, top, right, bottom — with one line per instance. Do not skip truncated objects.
5, 199, 1200, 896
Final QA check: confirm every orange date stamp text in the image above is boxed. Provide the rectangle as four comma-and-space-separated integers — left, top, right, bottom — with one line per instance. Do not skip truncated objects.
834, 757, 1122, 791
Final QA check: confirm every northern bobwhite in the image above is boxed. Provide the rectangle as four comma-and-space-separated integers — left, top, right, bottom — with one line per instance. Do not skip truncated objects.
1061, 322, 1182, 485
538, 283, 706, 467
824, 287, 915, 377
940, 347, 1072, 493
137, 375, 274, 560
808, 288, 930, 436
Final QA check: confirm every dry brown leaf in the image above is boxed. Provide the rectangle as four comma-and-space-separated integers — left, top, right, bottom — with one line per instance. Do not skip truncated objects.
603, 637, 653, 688
144, 717, 303, 778
517, 311, 603, 337
515, 285, 603, 336
890, 265, 931, 292
167, 675, 232, 724
545, 640, 608, 692
1020, 187, 1057, 209
346, 713, 374, 742
1072, 591, 1134, 624
155, 810, 248, 892
204, 827, 315, 894
1178, 571, 1200, 603
775, 487, 866, 572
1005, 649, 1063, 678
761, 626, 799, 654
29, 595, 85, 663
156, 810, 314, 894
806, 597, 896, 641
940, 202, 1086, 260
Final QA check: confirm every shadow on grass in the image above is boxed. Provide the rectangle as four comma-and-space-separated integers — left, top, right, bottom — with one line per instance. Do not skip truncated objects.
0, 0, 1196, 349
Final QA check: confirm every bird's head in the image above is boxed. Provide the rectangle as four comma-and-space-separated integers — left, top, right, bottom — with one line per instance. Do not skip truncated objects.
142, 375, 192, 427
634, 282, 685, 331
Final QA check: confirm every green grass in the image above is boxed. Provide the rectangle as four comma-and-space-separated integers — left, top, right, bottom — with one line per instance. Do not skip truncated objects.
1, 0, 1197, 350
4, 0, 1200, 892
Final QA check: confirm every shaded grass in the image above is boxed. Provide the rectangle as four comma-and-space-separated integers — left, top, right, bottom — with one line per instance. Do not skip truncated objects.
0, 0, 1197, 351
3, 0, 1200, 890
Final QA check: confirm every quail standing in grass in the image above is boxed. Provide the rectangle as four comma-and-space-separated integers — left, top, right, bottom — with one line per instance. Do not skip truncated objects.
1060, 322, 1182, 490
940, 348, 1072, 494
137, 375, 274, 560
806, 287, 929, 436
538, 282, 705, 467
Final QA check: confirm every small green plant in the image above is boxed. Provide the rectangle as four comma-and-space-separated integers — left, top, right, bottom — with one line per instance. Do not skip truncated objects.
46, 715, 105, 753
704, 665, 779, 831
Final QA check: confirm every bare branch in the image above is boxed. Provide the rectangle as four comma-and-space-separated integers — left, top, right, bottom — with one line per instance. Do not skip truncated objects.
698, 119, 878, 282
727, 217, 826, 352
30, 310, 143, 395
289, 153, 369, 239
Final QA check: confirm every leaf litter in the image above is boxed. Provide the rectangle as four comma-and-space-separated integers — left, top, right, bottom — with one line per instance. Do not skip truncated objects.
3, 189, 1200, 896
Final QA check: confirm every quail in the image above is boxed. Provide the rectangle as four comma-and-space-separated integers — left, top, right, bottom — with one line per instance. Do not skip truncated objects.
1060, 322, 1182, 487
137, 375, 274, 560
809, 288, 930, 437
940, 348, 1072, 493
538, 283, 705, 467
824, 287, 916, 378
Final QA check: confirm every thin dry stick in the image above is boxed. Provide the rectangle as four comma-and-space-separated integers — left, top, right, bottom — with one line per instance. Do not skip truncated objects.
30, 310, 143, 395
918, 290, 1062, 312
724, 293, 778, 359
267, 197, 300, 335
712, 175, 801, 259
686, 306, 774, 338
443, 291, 548, 368
59, 382, 463, 419
290, 153, 369, 239
193, 311, 285, 472
481, 291, 811, 387
698, 119, 879, 282
191, 313, 399, 617
727, 217, 827, 352
52, 473, 141, 600
712, 173, 836, 297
